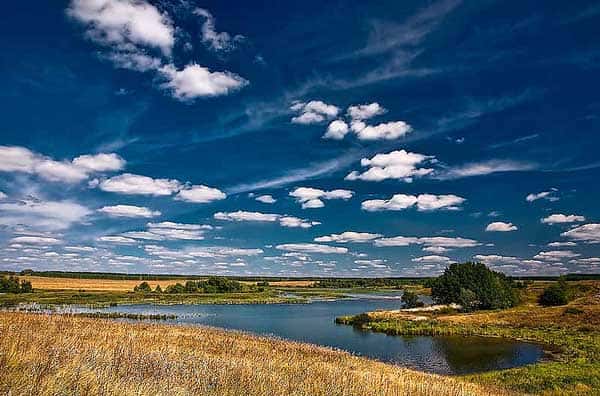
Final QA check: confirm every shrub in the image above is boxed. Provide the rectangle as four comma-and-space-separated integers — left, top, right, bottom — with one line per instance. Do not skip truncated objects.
133, 282, 152, 293
401, 290, 421, 308
0, 276, 33, 294
430, 262, 520, 310
539, 279, 571, 306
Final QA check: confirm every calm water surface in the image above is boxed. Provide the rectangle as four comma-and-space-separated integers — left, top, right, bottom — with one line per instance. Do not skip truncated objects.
81, 297, 544, 375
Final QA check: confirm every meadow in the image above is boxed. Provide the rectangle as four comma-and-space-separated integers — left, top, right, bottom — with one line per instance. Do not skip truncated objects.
0, 312, 510, 396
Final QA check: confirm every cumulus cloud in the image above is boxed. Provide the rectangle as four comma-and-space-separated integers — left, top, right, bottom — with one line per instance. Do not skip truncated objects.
276, 243, 348, 254
0, 146, 123, 184
436, 160, 535, 180
541, 214, 585, 224
561, 223, 600, 243
526, 189, 559, 202
159, 64, 248, 100
346, 102, 387, 120
72, 153, 125, 172
214, 210, 319, 228
67, 0, 175, 55
68, 1, 248, 101
175, 185, 226, 203
345, 150, 434, 182
255, 194, 276, 204
194, 8, 244, 52
485, 222, 518, 232
362, 193, 465, 212
98, 173, 180, 195
314, 232, 382, 243
289, 187, 353, 209
324, 120, 349, 140
349, 120, 412, 141
98, 205, 161, 218
548, 241, 577, 247
0, 198, 92, 231
290, 100, 339, 124
374, 236, 480, 249
534, 250, 581, 261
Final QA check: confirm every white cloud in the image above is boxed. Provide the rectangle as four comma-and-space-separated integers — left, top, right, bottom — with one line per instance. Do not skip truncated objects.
548, 241, 577, 247
534, 250, 580, 261
437, 160, 535, 180
290, 187, 353, 209
345, 150, 434, 182
526, 189, 559, 202
541, 214, 585, 224
362, 193, 465, 212
98, 204, 161, 218
350, 120, 412, 141
175, 185, 226, 203
194, 8, 244, 52
346, 102, 386, 120
98, 173, 181, 195
279, 216, 320, 228
97, 235, 137, 244
485, 222, 518, 232
276, 243, 348, 254
9, 236, 62, 245
412, 255, 453, 263
67, 0, 175, 56
64, 246, 97, 252
0, 199, 92, 231
214, 211, 279, 222
121, 231, 164, 240
423, 246, 448, 253
103, 51, 161, 72
0, 191, 6, 200
159, 64, 248, 100
214, 210, 319, 228
323, 120, 349, 140
473, 254, 520, 265
72, 153, 125, 172
561, 223, 600, 243
374, 236, 479, 249
255, 194, 276, 204
0, 146, 124, 184
147, 221, 212, 231
315, 231, 382, 243
291, 100, 339, 124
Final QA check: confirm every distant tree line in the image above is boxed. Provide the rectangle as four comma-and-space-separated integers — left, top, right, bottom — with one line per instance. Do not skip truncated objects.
0, 275, 33, 294
313, 278, 419, 289
134, 277, 247, 294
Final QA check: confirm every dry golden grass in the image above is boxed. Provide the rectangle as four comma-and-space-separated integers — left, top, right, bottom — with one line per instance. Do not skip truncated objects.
0, 312, 513, 396
22, 276, 188, 292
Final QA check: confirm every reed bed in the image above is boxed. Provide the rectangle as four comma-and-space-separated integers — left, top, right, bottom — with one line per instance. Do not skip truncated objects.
0, 312, 510, 396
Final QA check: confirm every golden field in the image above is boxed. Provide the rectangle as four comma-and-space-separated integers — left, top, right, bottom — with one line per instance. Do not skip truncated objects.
21, 276, 315, 291
0, 312, 511, 396
21, 275, 186, 292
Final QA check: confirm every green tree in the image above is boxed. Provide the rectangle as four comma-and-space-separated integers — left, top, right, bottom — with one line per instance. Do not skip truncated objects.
154, 284, 162, 293
430, 262, 519, 310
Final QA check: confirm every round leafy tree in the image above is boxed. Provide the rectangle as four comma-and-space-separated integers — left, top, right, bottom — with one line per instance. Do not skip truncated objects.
430, 262, 519, 310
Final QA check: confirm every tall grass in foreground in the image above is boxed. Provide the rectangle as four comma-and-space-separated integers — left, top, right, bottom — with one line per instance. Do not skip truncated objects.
0, 312, 511, 396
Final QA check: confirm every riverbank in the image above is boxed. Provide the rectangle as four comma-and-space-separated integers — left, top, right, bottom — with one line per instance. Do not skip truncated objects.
0, 312, 510, 396
336, 281, 600, 395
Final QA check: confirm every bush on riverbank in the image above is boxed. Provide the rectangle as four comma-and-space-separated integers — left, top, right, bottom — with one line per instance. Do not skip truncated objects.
539, 278, 572, 306
430, 262, 519, 311
133, 276, 246, 294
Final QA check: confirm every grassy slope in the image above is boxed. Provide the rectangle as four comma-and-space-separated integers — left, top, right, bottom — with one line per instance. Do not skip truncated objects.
336, 281, 600, 395
0, 312, 511, 396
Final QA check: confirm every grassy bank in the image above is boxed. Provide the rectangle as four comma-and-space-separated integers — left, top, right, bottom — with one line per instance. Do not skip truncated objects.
0, 312, 510, 396
336, 281, 600, 395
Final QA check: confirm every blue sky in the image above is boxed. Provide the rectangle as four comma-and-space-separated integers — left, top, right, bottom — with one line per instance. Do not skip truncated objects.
1, 0, 600, 277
